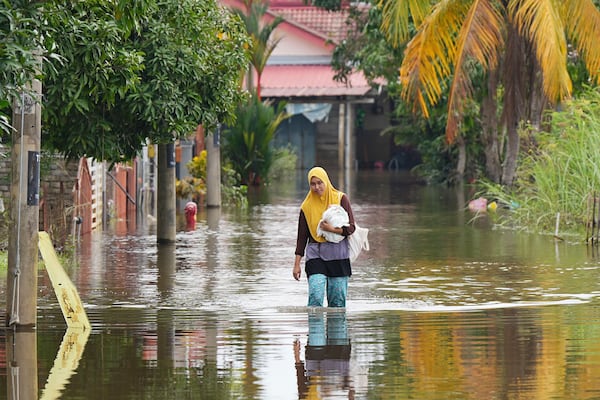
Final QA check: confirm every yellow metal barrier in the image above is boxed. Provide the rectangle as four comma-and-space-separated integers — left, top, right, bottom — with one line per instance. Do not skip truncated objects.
38, 231, 90, 330
38, 231, 91, 399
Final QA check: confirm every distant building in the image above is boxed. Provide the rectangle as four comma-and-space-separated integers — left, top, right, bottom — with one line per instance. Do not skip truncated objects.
220, 0, 401, 171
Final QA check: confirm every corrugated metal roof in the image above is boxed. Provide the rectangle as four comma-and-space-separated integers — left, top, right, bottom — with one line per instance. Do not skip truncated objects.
260, 65, 375, 99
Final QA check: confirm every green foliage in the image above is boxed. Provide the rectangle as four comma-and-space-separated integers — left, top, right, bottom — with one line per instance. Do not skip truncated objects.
0, 1, 46, 138
40, 0, 251, 163
331, 2, 405, 85
40, 0, 146, 162
221, 161, 248, 208
176, 149, 248, 208
0, 200, 7, 251
267, 145, 297, 182
127, 0, 250, 142
176, 150, 207, 203
222, 94, 289, 185
479, 87, 600, 237
308, 0, 343, 11
187, 150, 208, 180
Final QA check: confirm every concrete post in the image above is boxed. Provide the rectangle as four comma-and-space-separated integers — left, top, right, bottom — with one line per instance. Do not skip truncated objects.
7, 80, 41, 328
338, 103, 345, 170
156, 143, 176, 243
206, 127, 221, 208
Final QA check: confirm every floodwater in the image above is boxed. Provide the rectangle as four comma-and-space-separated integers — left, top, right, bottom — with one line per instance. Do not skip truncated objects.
3, 169, 600, 399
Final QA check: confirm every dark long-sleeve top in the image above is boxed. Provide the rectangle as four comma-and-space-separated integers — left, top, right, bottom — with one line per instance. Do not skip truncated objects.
295, 194, 356, 257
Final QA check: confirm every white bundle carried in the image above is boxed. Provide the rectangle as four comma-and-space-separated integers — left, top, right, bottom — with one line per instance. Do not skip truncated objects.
317, 205, 349, 243
317, 204, 370, 262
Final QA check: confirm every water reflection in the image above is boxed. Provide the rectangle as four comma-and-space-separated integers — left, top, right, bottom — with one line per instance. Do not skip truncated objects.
6, 330, 37, 400
4, 171, 600, 399
39, 327, 90, 400
157, 243, 175, 297
295, 310, 353, 399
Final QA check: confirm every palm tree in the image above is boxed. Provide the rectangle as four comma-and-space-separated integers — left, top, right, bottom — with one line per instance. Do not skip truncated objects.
231, 0, 283, 99
380, 0, 600, 185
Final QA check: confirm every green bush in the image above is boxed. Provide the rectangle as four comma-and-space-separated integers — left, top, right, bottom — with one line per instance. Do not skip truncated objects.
268, 145, 297, 181
222, 94, 289, 185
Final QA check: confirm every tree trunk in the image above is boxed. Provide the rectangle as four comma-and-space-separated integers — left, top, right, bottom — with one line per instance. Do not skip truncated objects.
455, 136, 466, 180
501, 24, 528, 186
481, 68, 501, 183
500, 22, 550, 186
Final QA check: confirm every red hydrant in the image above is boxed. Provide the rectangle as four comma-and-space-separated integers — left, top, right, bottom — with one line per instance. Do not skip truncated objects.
184, 201, 197, 231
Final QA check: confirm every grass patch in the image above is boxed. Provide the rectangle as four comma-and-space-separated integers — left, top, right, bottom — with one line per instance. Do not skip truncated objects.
478, 87, 600, 238
0, 251, 6, 272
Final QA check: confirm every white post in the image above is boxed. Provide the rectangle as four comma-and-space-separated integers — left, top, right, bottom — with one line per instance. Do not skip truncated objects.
206, 126, 221, 208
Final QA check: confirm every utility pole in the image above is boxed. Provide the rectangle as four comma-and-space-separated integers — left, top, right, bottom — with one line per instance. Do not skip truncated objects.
156, 142, 176, 243
6, 76, 41, 400
7, 81, 42, 329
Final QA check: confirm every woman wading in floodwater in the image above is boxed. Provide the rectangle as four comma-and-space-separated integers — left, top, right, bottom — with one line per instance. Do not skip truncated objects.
292, 167, 355, 307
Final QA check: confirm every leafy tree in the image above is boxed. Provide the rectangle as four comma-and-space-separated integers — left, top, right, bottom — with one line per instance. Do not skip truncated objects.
331, 2, 403, 86
379, 0, 600, 185
41, 0, 145, 162
126, 0, 250, 145
41, 0, 251, 163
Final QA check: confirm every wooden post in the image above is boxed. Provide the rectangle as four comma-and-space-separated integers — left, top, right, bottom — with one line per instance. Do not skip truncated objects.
592, 194, 597, 245
592, 194, 597, 244
7, 79, 42, 328
586, 194, 591, 243
157, 143, 176, 243
596, 194, 600, 244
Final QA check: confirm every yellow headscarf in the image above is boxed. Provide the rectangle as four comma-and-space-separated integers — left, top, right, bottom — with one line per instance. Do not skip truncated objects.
301, 167, 343, 242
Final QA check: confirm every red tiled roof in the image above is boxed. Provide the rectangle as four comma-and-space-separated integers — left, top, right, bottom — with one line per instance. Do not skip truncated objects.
269, 6, 350, 44
260, 65, 375, 98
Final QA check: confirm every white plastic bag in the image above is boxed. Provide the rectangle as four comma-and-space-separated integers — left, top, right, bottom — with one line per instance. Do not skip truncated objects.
348, 224, 369, 262
317, 205, 349, 243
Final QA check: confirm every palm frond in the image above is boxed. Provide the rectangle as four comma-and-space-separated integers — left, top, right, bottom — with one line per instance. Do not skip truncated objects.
378, 0, 431, 46
563, 0, 600, 85
510, 0, 571, 102
399, 0, 472, 118
252, 36, 282, 73
446, 0, 504, 142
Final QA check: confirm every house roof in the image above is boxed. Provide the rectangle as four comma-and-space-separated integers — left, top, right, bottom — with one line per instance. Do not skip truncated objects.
219, 0, 378, 100
269, 4, 351, 44
259, 65, 375, 100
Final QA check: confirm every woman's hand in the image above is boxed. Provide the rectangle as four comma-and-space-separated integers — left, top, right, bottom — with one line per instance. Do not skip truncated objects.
320, 220, 342, 235
293, 264, 301, 280
293, 255, 302, 280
